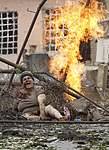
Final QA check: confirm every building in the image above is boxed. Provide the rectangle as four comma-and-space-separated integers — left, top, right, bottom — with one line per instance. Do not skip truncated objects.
0, 0, 109, 70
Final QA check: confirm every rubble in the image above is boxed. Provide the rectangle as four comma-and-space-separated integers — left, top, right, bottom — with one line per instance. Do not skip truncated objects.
0, 76, 109, 121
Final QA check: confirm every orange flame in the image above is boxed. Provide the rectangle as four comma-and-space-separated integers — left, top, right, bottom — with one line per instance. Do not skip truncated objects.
47, 0, 108, 98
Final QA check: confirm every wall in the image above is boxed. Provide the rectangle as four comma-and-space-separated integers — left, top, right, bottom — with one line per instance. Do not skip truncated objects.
95, 0, 109, 64
0, 0, 43, 69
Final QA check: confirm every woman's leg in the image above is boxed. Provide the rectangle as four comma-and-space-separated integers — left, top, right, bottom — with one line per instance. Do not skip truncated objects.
22, 112, 40, 121
45, 105, 64, 120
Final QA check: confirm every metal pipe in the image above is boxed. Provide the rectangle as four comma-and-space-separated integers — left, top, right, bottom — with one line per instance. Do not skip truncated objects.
8, 0, 47, 88
64, 88, 80, 99
0, 57, 26, 71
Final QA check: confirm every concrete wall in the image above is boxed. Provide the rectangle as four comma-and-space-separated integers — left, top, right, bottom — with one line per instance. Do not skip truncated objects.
94, 0, 109, 64
105, 0, 109, 19
0, 0, 43, 69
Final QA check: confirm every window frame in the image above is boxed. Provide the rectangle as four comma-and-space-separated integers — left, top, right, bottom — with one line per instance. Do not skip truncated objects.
0, 11, 18, 55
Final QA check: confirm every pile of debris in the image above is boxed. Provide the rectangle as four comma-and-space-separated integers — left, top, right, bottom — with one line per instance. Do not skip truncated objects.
0, 75, 109, 122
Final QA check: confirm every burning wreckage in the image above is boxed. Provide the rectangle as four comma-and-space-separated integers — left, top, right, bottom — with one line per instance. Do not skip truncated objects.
0, 0, 109, 122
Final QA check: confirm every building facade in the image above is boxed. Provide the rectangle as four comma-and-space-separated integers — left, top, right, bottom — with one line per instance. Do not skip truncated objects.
0, 0, 109, 69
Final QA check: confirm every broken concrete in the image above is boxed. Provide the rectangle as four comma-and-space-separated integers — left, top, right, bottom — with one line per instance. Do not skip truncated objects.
25, 53, 50, 73
96, 63, 108, 91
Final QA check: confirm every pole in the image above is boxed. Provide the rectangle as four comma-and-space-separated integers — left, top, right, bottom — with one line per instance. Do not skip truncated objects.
0, 57, 26, 71
8, 0, 47, 88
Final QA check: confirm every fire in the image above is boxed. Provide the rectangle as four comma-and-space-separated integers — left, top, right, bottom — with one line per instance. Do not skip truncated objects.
47, 0, 108, 98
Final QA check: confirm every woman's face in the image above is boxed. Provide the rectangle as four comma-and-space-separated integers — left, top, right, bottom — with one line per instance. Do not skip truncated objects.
22, 75, 34, 89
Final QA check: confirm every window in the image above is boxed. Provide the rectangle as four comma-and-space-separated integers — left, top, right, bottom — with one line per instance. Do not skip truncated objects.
43, 7, 64, 52
79, 40, 91, 62
43, 7, 91, 62
0, 11, 18, 55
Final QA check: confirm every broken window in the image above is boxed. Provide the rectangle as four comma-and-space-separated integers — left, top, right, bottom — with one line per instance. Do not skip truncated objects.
79, 40, 91, 62
43, 8, 91, 62
0, 11, 18, 55
43, 7, 63, 52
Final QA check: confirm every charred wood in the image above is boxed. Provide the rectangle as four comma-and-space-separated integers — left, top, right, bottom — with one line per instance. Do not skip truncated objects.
85, 0, 91, 7
61, 64, 70, 82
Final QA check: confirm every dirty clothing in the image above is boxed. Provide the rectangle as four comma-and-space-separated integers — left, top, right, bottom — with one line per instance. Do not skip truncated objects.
13, 85, 45, 114
13, 85, 64, 121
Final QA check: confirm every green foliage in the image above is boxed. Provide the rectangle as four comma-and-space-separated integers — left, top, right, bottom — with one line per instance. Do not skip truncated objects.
49, 146, 57, 150
15, 68, 21, 75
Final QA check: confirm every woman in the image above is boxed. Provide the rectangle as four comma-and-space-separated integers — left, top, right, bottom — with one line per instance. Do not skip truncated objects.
13, 71, 67, 121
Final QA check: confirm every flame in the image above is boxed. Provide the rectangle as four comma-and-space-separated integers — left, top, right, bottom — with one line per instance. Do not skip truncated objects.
46, 0, 108, 99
